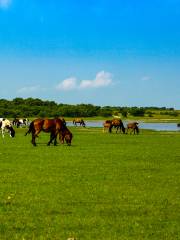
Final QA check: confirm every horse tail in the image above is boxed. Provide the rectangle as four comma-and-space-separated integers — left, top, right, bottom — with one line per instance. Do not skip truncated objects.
25, 121, 34, 136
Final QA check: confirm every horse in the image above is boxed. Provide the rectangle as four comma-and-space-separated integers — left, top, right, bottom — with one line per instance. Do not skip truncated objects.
103, 119, 125, 133
126, 122, 139, 134
73, 118, 86, 127
59, 127, 73, 146
103, 120, 112, 133
12, 118, 29, 128
25, 118, 67, 146
0, 118, 15, 138
110, 119, 126, 134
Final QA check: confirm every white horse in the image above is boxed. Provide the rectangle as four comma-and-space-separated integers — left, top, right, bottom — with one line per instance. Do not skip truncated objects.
0, 118, 15, 138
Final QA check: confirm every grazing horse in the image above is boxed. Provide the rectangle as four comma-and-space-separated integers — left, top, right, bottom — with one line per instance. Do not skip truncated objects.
110, 119, 126, 134
126, 122, 139, 134
12, 118, 29, 128
103, 119, 125, 133
25, 118, 67, 146
0, 118, 15, 138
59, 127, 73, 146
73, 118, 86, 127
103, 120, 112, 133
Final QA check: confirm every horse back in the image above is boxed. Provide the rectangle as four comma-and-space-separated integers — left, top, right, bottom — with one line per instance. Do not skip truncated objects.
111, 119, 123, 125
127, 122, 138, 128
43, 118, 66, 132
28, 118, 65, 134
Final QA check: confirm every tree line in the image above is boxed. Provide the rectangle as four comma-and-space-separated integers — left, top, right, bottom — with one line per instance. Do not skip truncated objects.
0, 97, 178, 118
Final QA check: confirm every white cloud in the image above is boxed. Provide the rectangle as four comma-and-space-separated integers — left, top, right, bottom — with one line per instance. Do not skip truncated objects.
80, 71, 112, 89
56, 71, 112, 91
0, 0, 11, 9
17, 85, 40, 93
55, 77, 77, 91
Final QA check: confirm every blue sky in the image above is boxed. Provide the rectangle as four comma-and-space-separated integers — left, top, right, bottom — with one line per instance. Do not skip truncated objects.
0, 0, 180, 109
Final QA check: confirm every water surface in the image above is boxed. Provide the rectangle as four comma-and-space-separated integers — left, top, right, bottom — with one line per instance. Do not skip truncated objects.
67, 121, 180, 131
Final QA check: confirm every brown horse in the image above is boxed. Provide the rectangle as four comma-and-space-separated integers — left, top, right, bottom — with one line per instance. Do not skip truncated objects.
103, 121, 112, 133
73, 118, 86, 127
25, 118, 67, 146
126, 122, 139, 134
59, 127, 73, 146
103, 119, 125, 133
110, 119, 126, 133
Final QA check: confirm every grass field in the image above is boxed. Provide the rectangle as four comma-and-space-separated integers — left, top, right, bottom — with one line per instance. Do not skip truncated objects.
0, 126, 180, 239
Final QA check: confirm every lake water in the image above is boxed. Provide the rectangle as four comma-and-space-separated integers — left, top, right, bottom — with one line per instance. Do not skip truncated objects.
67, 121, 180, 131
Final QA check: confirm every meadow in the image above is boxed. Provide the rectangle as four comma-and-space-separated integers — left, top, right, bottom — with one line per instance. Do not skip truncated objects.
0, 126, 180, 240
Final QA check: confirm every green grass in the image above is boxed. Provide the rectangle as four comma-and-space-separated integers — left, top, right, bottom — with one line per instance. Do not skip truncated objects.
0, 127, 180, 239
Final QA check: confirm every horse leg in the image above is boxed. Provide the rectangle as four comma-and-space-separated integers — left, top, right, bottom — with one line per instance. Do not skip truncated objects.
53, 130, 61, 145
47, 132, 54, 146
116, 126, 119, 133
109, 125, 112, 133
136, 127, 139, 134
31, 133, 37, 146
2, 128, 5, 138
122, 125, 126, 134
53, 133, 58, 146
47, 131, 58, 146
53, 137, 57, 146
61, 134, 65, 144
32, 129, 41, 146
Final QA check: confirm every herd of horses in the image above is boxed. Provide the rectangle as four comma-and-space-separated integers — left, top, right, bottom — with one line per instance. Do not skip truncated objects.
0, 117, 139, 147
103, 119, 139, 134
12, 118, 29, 128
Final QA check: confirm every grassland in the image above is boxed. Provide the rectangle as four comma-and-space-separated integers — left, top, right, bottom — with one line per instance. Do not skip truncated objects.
0, 126, 180, 239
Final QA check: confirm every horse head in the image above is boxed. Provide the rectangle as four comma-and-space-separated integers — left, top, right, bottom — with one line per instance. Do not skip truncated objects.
9, 126, 15, 137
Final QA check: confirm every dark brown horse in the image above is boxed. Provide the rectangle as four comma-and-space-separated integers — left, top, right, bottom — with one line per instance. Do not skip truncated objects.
73, 118, 86, 127
25, 118, 67, 146
126, 122, 139, 134
59, 127, 73, 146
